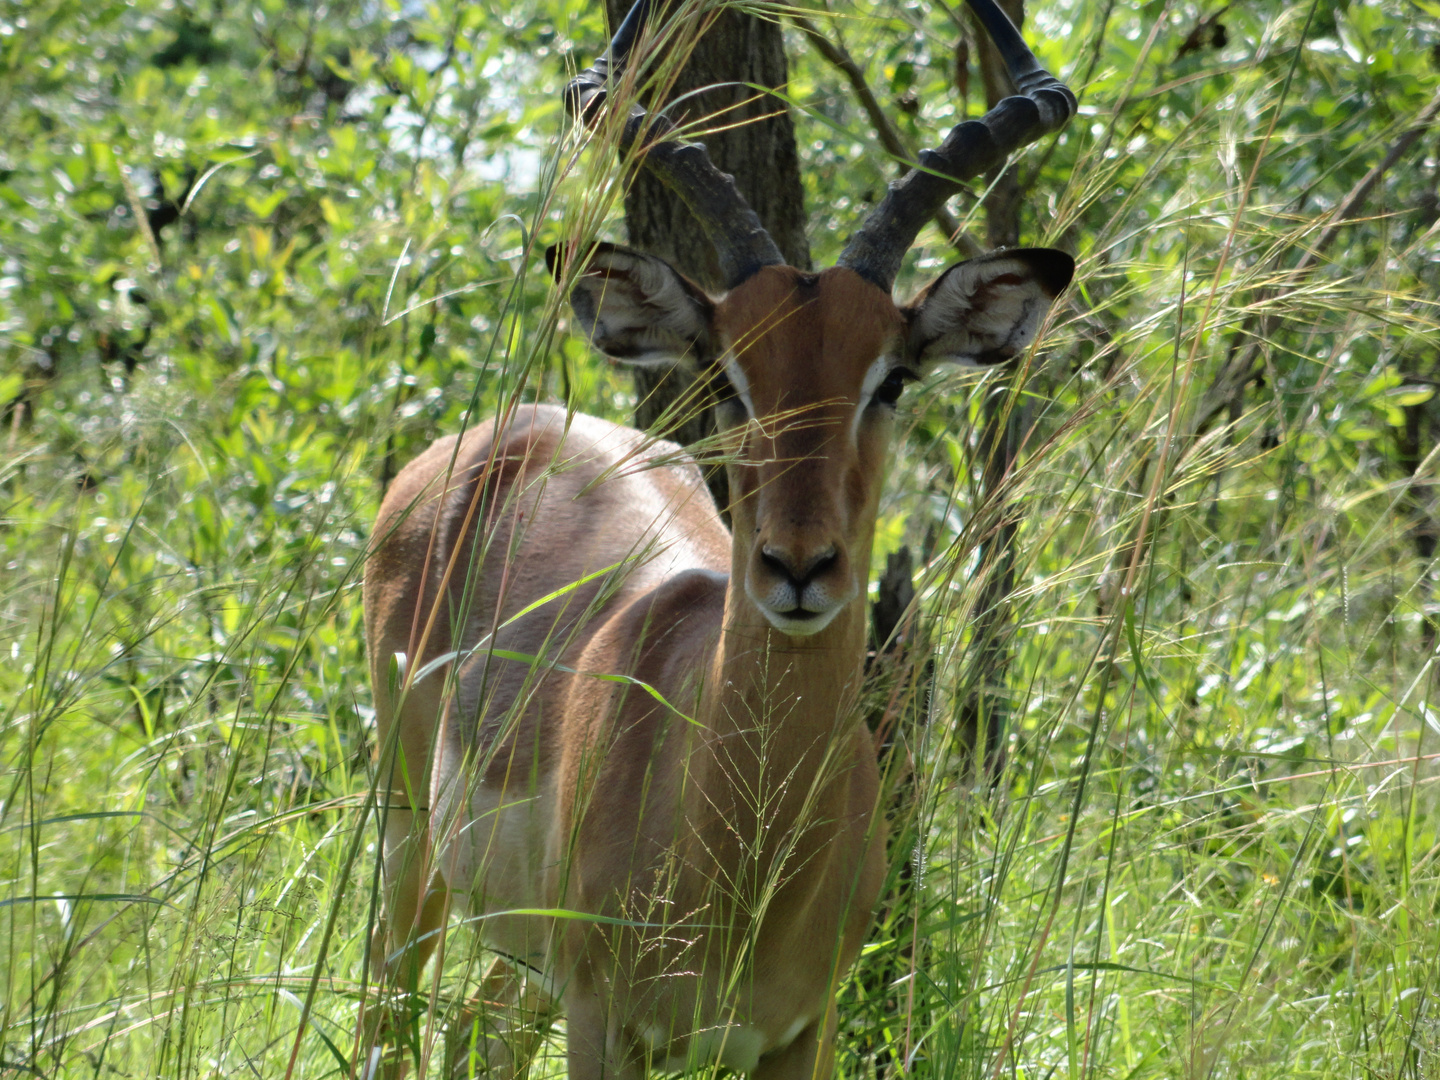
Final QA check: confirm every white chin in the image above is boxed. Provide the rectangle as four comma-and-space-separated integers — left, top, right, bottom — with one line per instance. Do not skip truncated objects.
758, 605, 842, 637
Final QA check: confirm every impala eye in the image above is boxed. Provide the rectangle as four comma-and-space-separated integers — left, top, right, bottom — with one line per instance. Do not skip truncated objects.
707, 365, 738, 406
871, 367, 918, 408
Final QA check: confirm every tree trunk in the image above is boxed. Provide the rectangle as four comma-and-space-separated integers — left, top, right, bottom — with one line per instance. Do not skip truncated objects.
603, 0, 810, 512
956, 0, 1026, 776
1397, 363, 1440, 654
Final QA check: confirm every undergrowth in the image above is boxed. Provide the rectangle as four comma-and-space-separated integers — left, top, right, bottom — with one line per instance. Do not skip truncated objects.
2, 0, 1437, 1076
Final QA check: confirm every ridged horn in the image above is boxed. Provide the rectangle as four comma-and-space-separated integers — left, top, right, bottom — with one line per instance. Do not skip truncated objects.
836, 0, 1077, 292
563, 0, 786, 290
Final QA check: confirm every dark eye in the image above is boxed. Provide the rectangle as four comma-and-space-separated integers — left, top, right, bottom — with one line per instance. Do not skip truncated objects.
871, 367, 917, 408
707, 366, 739, 406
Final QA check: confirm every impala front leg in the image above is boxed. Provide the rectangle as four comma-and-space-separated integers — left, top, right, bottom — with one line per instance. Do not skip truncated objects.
751, 1002, 838, 1080
445, 956, 557, 1080
359, 808, 449, 1080
565, 968, 647, 1080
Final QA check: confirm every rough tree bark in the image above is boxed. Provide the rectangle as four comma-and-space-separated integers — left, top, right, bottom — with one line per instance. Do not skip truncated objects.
1398, 362, 1440, 655
602, 0, 810, 513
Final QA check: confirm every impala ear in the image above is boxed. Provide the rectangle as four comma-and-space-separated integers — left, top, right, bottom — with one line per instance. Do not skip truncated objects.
546, 242, 715, 367
905, 248, 1073, 367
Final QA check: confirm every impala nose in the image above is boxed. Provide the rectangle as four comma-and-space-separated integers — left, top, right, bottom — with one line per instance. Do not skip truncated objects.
748, 541, 853, 635
760, 544, 838, 591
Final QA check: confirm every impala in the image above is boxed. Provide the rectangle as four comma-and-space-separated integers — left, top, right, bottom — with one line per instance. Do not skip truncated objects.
360, 1, 1075, 1076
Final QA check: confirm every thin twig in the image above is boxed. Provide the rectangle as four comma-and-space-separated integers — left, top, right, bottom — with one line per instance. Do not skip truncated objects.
1191, 85, 1440, 444
119, 165, 163, 270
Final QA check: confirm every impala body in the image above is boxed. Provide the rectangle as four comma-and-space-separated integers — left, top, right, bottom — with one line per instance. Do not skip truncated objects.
366, 271, 895, 1077
360, 1, 1075, 1077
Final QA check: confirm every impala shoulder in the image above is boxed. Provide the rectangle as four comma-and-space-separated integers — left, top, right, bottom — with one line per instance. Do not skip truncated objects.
650, 567, 729, 616
611, 567, 727, 636
594, 568, 727, 674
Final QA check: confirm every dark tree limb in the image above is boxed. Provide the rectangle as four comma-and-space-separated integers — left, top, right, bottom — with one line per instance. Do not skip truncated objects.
1175, 4, 1230, 62
1396, 375, 1440, 652
953, 0, 1028, 776
956, 391, 1025, 775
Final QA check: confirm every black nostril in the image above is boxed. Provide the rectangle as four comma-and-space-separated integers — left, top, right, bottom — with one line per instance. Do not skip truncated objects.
761, 545, 838, 589
803, 548, 838, 582
761, 546, 798, 584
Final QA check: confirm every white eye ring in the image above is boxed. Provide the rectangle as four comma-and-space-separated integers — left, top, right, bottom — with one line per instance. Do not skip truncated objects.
723, 355, 756, 419
852, 356, 898, 441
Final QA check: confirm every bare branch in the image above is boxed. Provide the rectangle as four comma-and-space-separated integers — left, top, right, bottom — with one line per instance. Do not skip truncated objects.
1174, 4, 1230, 61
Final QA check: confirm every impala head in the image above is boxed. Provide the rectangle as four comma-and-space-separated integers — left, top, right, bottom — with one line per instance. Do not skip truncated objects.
551, 0, 1078, 637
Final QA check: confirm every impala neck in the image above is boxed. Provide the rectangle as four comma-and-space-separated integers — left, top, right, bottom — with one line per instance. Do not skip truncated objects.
707, 585, 869, 736
686, 522, 875, 856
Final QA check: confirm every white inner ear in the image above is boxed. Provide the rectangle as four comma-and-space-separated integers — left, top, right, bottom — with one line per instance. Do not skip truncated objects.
910, 256, 1058, 367
570, 250, 711, 366
627, 256, 710, 349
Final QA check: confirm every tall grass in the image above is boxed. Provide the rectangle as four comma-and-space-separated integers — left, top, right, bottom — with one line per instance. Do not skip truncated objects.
2, 0, 1437, 1076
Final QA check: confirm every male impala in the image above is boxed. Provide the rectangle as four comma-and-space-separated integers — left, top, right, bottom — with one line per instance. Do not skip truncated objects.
360, 0, 1075, 1076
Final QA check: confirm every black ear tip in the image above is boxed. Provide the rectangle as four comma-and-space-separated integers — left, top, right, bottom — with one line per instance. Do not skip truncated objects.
546, 241, 618, 282
1032, 248, 1075, 296
1001, 247, 1075, 296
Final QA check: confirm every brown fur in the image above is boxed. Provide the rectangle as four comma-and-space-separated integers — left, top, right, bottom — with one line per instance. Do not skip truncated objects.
362, 267, 900, 1080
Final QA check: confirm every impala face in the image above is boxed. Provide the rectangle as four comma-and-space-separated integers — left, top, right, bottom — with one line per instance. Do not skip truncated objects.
712, 265, 906, 636
549, 242, 1075, 638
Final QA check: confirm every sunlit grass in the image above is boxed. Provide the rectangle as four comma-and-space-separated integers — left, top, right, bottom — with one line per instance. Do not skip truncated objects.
3, 0, 1438, 1076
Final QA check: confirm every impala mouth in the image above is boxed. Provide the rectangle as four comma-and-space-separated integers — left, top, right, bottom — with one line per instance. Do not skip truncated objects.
745, 554, 856, 637
752, 599, 844, 637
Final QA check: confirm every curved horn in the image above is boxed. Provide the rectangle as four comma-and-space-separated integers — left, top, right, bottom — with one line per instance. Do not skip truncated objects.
563, 0, 786, 290
836, 0, 1077, 292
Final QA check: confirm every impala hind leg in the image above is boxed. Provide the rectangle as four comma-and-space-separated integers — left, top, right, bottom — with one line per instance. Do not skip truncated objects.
444, 956, 556, 1079
360, 808, 449, 1079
